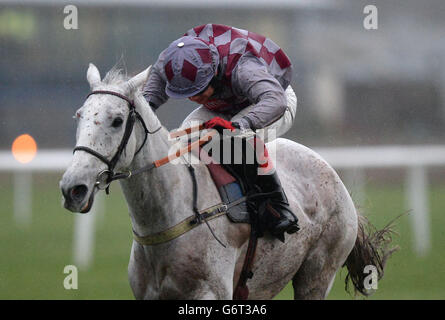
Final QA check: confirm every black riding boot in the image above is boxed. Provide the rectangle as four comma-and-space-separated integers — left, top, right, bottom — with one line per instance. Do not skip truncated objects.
255, 171, 300, 242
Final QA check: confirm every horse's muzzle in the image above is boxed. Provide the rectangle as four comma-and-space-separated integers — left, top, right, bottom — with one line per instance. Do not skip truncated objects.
60, 182, 94, 213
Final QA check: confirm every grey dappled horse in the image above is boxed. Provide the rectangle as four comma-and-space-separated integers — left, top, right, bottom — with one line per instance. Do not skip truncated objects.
60, 64, 396, 299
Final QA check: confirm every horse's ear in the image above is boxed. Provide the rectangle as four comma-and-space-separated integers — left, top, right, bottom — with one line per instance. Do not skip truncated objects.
126, 65, 152, 93
87, 63, 101, 90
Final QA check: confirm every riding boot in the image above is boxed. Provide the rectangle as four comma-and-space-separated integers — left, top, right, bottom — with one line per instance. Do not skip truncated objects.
255, 171, 300, 242
212, 133, 299, 242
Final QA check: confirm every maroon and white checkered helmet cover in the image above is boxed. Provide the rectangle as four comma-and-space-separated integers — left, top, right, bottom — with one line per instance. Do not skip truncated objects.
163, 36, 219, 98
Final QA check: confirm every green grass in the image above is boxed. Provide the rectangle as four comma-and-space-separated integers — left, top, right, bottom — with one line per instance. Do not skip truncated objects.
0, 173, 133, 299
0, 173, 444, 299
275, 183, 445, 300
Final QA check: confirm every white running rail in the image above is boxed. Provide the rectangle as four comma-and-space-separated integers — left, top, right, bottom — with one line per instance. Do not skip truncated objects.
1, 145, 444, 267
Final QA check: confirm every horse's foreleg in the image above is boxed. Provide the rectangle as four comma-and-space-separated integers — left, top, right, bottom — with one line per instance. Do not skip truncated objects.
128, 241, 152, 299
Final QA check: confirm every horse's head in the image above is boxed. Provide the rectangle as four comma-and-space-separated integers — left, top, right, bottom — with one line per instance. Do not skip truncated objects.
60, 63, 151, 213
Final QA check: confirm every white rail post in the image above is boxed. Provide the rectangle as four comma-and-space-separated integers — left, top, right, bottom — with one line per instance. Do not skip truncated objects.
406, 165, 431, 256
72, 193, 104, 270
73, 211, 96, 270
95, 191, 106, 227
13, 171, 32, 228
344, 167, 366, 208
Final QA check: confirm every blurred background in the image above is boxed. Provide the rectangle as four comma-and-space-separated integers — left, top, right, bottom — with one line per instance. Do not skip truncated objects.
0, 0, 444, 299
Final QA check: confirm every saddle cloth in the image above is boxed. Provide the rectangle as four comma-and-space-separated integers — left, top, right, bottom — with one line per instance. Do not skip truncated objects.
200, 150, 250, 224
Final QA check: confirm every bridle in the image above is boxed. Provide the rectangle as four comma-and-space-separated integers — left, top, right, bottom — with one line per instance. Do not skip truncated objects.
72, 90, 233, 248
73, 90, 161, 193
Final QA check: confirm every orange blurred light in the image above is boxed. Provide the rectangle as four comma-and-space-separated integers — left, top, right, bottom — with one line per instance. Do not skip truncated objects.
11, 134, 37, 164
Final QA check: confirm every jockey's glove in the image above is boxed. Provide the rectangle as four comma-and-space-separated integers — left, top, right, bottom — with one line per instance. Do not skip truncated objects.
203, 117, 241, 134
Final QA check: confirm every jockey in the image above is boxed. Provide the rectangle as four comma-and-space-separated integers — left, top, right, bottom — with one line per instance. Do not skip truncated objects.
143, 24, 299, 241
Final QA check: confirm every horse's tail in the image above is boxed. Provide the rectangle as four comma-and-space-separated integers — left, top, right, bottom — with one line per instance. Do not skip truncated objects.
343, 210, 400, 296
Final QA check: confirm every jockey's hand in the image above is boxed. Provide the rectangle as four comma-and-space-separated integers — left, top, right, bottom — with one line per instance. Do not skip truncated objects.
203, 117, 240, 134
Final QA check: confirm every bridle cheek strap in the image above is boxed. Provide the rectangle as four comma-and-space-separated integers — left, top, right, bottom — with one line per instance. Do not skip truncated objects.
73, 90, 156, 192
108, 109, 136, 171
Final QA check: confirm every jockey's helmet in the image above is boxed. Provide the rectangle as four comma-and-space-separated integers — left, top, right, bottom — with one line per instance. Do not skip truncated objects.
162, 36, 219, 98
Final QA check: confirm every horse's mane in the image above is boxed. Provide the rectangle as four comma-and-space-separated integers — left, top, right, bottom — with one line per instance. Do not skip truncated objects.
102, 66, 129, 85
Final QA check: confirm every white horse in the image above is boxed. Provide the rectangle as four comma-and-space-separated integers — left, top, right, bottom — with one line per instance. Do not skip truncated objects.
60, 64, 395, 299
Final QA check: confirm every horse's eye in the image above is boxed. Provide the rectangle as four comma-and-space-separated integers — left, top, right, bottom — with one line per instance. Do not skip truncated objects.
112, 117, 123, 128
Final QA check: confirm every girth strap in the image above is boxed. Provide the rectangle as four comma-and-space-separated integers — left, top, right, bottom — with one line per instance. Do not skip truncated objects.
132, 194, 248, 246
132, 203, 227, 246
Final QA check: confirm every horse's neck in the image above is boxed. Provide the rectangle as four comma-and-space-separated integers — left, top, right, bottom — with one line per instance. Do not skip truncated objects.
120, 92, 193, 235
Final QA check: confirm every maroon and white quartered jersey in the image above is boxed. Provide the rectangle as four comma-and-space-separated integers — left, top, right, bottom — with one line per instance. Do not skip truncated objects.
143, 24, 293, 130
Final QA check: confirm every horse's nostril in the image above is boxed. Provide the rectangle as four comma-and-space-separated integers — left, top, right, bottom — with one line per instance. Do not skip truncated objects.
70, 185, 88, 202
